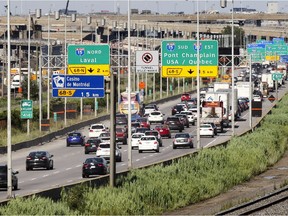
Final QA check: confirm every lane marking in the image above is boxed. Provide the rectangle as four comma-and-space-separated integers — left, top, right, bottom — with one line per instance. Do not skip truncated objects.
136, 159, 140, 162
31, 178, 37, 181
65, 167, 72, 171
42, 174, 49, 178
205, 137, 218, 148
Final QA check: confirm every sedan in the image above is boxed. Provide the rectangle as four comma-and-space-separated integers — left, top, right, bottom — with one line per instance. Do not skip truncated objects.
200, 124, 215, 138
131, 133, 145, 149
82, 157, 109, 178
138, 135, 160, 153
84, 138, 102, 154
0, 165, 18, 190
154, 125, 171, 138
66, 132, 85, 147
98, 132, 111, 143
26, 151, 54, 170
147, 111, 165, 124
136, 117, 150, 129
96, 143, 122, 162
173, 133, 193, 149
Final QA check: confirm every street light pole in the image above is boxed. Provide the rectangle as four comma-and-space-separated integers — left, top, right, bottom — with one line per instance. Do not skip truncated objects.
47, 12, 50, 121
27, 11, 31, 135
196, 0, 201, 149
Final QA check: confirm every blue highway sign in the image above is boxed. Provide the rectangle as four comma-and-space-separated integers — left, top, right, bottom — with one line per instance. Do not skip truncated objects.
52, 75, 105, 98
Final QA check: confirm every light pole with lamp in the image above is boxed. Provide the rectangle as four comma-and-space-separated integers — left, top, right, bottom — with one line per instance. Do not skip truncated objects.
221, 0, 235, 136
47, 11, 51, 121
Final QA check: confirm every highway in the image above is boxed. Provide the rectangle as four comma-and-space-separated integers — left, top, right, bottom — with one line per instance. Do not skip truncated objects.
0, 78, 287, 201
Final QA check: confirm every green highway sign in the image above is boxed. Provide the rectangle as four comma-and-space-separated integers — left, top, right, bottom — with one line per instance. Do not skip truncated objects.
272, 73, 283, 81
20, 100, 33, 119
67, 44, 110, 76
161, 40, 219, 77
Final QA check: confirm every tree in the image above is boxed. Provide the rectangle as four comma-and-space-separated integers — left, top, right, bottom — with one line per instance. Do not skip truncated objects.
221, 25, 245, 48
21, 77, 39, 100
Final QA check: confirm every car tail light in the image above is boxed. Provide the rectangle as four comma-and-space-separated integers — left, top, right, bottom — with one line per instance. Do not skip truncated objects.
102, 129, 106, 132
42, 157, 47, 160
26, 157, 31, 160
89, 129, 94, 132
97, 163, 104, 167
97, 147, 101, 150
209, 129, 213, 131
85, 143, 90, 147
139, 141, 142, 145
154, 141, 158, 144
83, 164, 89, 168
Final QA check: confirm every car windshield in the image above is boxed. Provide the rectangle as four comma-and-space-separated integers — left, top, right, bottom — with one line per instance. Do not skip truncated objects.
137, 118, 147, 122
150, 112, 160, 115
167, 117, 178, 121
175, 133, 189, 138
85, 158, 104, 163
100, 133, 110, 137
141, 136, 155, 141
145, 131, 158, 136
145, 106, 155, 109
91, 125, 104, 129
99, 144, 110, 148
201, 125, 211, 128
68, 133, 81, 137
87, 139, 100, 144
116, 128, 124, 132
132, 134, 143, 138
29, 151, 46, 157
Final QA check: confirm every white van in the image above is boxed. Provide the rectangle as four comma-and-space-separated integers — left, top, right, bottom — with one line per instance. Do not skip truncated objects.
11, 75, 23, 90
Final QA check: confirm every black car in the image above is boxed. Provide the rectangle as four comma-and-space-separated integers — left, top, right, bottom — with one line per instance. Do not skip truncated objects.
0, 165, 18, 190
84, 138, 102, 154
26, 151, 54, 170
171, 105, 185, 115
116, 116, 128, 126
82, 157, 109, 178
135, 127, 150, 134
165, 116, 185, 132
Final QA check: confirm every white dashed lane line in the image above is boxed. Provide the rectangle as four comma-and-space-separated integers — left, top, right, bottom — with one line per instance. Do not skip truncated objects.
65, 167, 72, 171
53, 171, 60, 174
136, 159, 140, 162
31, 178, 37, 181
75, 165, 81, 168
42, 174, 49, 178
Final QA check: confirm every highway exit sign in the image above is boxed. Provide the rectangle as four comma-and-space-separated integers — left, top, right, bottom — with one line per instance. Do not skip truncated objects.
272, 73, 283, 81
161, 40, 219, 78
67, 44, 110, 76
20, 100, 33, 119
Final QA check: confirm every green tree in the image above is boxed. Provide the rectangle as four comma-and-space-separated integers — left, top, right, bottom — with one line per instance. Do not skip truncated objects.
21, 77, 39, 100
221, 25, 245, 48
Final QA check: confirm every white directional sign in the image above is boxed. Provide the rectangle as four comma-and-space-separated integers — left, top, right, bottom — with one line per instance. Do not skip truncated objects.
136, 50, 159, 73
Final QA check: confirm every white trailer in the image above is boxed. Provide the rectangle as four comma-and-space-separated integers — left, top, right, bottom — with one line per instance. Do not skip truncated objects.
205, 91, 230, 120
261, 73, 274, 91
236, 82, 253, 99
213, 82, 230, 92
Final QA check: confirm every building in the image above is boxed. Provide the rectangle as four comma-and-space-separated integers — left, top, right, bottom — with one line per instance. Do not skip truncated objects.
267, 1, 278, 14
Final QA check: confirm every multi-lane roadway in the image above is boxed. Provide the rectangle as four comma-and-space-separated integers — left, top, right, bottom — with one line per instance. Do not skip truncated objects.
0, 80, 287, 201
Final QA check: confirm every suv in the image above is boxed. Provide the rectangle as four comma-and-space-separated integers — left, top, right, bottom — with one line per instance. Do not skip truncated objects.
0, 165, 19, 190
144, 130, 163, 147
84, 138, 102, 154
116, 127, 128, 144
175, 113, 190, 128
181, 93, 191, 101
171, 105, 185, 115
89, 124, 108, 138
165, 116, 185, 132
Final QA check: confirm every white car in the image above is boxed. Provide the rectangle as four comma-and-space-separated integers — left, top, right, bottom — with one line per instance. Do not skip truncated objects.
180, 111, 195, 125
131, 133, 145, 149
144, 105, 156, 115
89, 124, 108, 138
253, 95, 262, 102
189, 106, 199, 121
200, 124, 215, 138
147, 111, 165, 124
96, 143, 122, 162
138, 135, 159, 153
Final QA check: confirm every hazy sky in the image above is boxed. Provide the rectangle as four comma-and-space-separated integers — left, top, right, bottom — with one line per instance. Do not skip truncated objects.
1, 0, 288, 15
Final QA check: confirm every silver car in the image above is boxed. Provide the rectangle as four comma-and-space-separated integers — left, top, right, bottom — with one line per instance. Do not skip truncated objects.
172, 133, 193, 149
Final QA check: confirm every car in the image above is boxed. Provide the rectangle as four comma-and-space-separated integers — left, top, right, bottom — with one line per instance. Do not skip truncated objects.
26, 151, 54, 170
135, 127, 150, 134
172, 133, 193, 149
206, 122, 217, 135
131, 122, 141, 132
181, 93, 191, 101
165, 116, 185, 132
116, 115, 128, 126
200, 123, 215, 137
136, 117, 150, 129
82, 157, 109, 178
189, 106, 199, 122
147, 111, 165, 124
154, 125, 171, 138
0, 165, 18, 190
186, 97, 197, 105
171, 104, 185, 115
131, 113, 142, 122
66, 132, 85, 146
175, 113, 190, 128
116, 127, 128, 144
131, 133, 145, 149
253, 94, 262, 102
96, 143, 122, 162
98, 132, 111, 143
138, 135, 160, 153
144, 104, 157, 115
89, 124, 108, 138
180, 111, 195, 125
144, 130, 163, 147
84, 138, 102, 154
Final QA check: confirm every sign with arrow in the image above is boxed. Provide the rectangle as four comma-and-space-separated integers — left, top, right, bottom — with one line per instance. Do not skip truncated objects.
67, 44, 110, 76
161, 40, 218, 78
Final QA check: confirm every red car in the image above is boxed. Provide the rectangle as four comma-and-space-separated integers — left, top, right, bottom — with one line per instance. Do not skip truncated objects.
116, 127, 128, 144
181, 93, 191, 101
136, 117, 150, 129
154, 125, 171, 138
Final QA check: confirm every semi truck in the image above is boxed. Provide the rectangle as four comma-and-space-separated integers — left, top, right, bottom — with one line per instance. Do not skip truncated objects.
261, 73, 274, 92
201, 101, 224, 132
236, 82, 253, 99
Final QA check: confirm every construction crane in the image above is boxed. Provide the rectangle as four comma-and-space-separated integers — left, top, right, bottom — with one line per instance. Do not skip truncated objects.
65, 0, 70, 15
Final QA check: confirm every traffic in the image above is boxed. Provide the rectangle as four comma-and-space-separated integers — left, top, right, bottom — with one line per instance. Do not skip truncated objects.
0, 61, 287, 201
